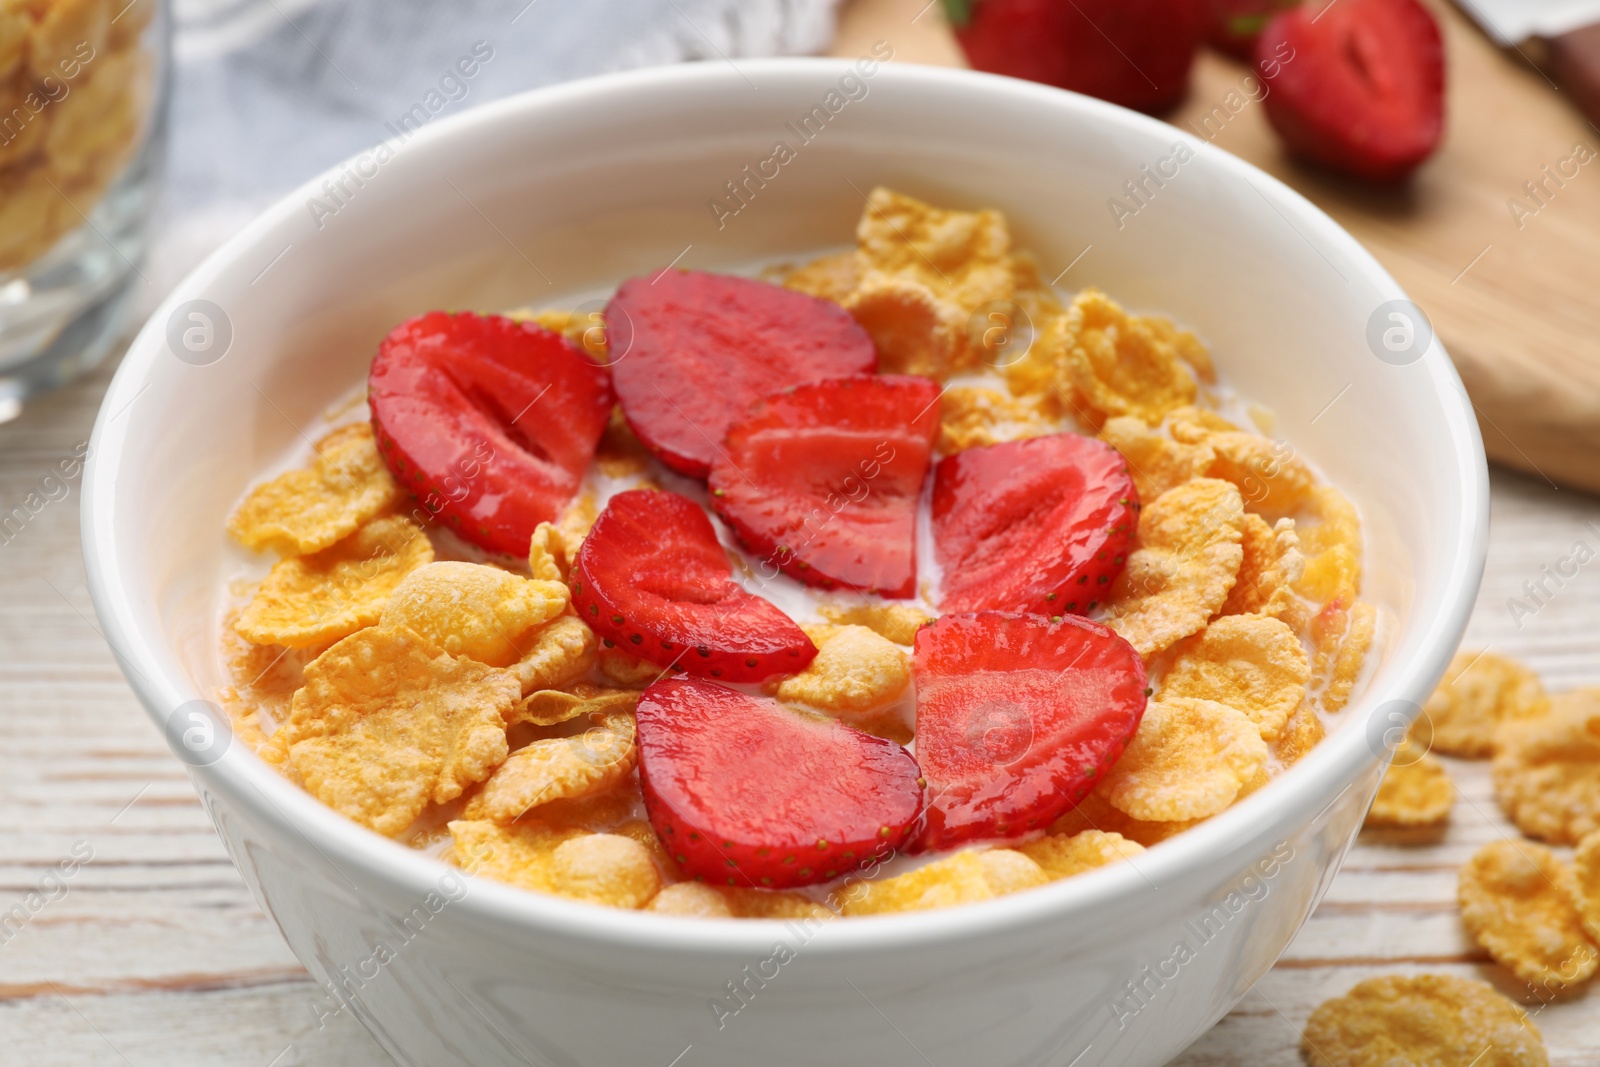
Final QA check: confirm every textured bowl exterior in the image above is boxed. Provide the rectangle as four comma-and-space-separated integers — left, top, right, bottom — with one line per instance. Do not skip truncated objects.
83, 59, 1487, 1067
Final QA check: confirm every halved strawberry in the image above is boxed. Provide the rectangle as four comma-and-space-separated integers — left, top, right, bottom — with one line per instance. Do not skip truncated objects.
709, 375, 940, 599
368, 311, 613, 556
932, 434, 1138, 616
914, 611, 1147, 850
636, 677, 924, 888
571, 489, 816, 682
1256, 0, 1445, 183
606, 270, 878, 477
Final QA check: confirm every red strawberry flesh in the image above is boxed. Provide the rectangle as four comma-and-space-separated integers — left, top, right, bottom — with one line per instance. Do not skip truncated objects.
606, 270, 878, 477
572, 489, 816, 683
368, 311, 613, 556
1257, 0, 1445, 182
710, 375, 940, 599
914, 611, 1147, 850
636, 678, 924, 888
932, 433, 1138, 616
951, 0, 1203, 113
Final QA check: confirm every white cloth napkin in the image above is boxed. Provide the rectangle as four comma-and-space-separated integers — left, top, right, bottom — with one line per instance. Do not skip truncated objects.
147, 0, 839, 303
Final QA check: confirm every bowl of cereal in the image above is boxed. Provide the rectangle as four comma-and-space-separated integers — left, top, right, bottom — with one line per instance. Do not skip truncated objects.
82, 58, 1487, 1067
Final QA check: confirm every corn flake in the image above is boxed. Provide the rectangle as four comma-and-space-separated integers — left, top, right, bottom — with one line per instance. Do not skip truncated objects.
1459, 839, 1598, 990
719, 885, 836, 921
526, 521, 570, 583
1425, 651, 1550, 759
1162, 614, 1310, 742
233, 515, 433, 648
270, 626, 518, 836
773, 624, 910, 716
816, 602, 933, 646
381, 561, 568, 668
450, 820, 658, 908
1049, 790, 1200, 846
1310, 600, 1377, 714
783, 250, 860, 306
1053, 290, 1199, 428
1166, 406, 1313, 514
1292, 485, 1363, 612
844, 274, 967, 379
648, 882, 735, 918
1218, 514, 1304, 619
228, 423, 404, 556
1103, 697, 1269, 822
1569, 831, 1600, 946
464, 712, 636, 823
1273, 699, 1326, 766
976, 849, 1049, 896
839, 850, 996, 916
1105, 478, 1246, 656
597, 647, 673, 688
1098, 416, 1216, 503
1493, 689, 1600, 845
1364, 742, 1453, 827
511, 683, 638, 728
1301, 974, 1547, 1067
514, 616, 597, 696
937, 385, 1056, 454
1020, 830, 1145, 881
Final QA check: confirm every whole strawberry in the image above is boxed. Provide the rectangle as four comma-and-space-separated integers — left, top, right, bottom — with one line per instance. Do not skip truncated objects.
945, 0, 1203, 113
1256, 0, 1444, 182
1202, 0, 1301, 59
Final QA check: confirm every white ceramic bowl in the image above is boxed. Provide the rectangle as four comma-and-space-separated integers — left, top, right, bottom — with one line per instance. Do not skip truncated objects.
83, 59, 1487, 1067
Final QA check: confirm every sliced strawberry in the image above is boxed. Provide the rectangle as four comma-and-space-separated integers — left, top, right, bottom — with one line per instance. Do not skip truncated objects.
571, 489, 816, 682
636, 678, 924, 888
708, 375, 940, 599
368, 311, 613, 556
606, 270, 878, 477
1257, 0, 1445, 183
932, 433, 1138, 616
914, 611, 1147, 850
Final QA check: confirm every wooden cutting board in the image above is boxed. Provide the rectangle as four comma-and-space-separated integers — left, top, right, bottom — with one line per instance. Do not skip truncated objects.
831, 0, 1600, 494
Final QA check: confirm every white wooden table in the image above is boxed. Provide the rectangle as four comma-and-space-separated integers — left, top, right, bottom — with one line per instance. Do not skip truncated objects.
3, 360, 1598, 1065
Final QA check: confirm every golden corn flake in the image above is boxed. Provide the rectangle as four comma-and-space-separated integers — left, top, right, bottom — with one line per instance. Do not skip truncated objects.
511, 683, 638, 728
1301, 974, 1547, 1067
773, 624, 910, 716
1310, 600, 1377, 714
1103, 697, 1269, 822
1053, 290, 1199, 428
1049, 790, 1200, 847
465, 712, 636, 823
514, 615, 597, 696
233, 515, 433, 649
270, 626, 518, 836
1098, 416, 1216, 503
450, 820, 659, 908
1569, 831, 1600, 946
1364, 742, 1453, 827
719, 885, 836, 921
380, 561, 568, 668
1292, 485, 1363, 611
557, 492, 599, 557
1273, 699, 1327, 766
548, 833, 661, 909
976, 849, 1049, 896
1162, 615, 1309, 742
1142, 313, 1215, 384
517, 307, 609, 363
1218, 513, 1304, 619
1424, 651, 1550, 759
839, 850, 997, 916
596, 647, 672, 688
937, 385, 1055, 454
816, 602, 933, 646
526, 521, 570, 583
648, 882, 735, 918
1166, 406, 1313, 514
1020, 830, 1145, 881
1459, 839, 1598, 990
783, 250, 860, 306
228, 423, 404, 556
1105, 478, 1245, 657
844, 188, 1015, 378
1493, 688, 1600, 845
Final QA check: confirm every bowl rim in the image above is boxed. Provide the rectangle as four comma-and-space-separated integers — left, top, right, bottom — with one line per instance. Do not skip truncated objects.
82, 56, 1488, 959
